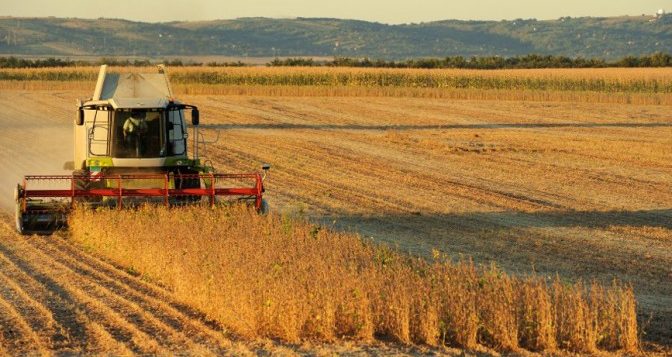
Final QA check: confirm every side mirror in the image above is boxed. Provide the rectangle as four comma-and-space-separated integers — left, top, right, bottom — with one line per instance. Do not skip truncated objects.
76, 108, 85, 126
191, 108, 200, 126
261, 163, 271, 181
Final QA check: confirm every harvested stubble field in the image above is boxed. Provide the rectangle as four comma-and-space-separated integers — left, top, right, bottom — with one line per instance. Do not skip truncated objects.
0, 67, 670, 355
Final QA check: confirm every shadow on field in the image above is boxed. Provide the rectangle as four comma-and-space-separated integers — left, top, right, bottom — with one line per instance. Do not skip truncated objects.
325, 208, 672, 231
202, 122, 672, 131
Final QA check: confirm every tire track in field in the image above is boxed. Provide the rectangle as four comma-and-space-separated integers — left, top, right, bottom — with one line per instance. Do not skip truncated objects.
0, 242, 94, 352
0, 220, 237, 355
0, 235, 162, 354
0, 291, 42, 354
0, 268, 57, 351
25, 235, 234, 352
212, 130, 559, 215
18, 238, 204, 355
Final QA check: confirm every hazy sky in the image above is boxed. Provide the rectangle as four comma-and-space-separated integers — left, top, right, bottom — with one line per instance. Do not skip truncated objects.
2, 0, 670, 24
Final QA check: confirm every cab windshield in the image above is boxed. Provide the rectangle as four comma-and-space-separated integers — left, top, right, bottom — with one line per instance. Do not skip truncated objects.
111, 109, 165, 158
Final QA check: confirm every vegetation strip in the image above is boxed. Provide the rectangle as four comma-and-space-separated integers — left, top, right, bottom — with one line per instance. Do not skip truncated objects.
1, 67, 671, 96
69, 205, 639, 353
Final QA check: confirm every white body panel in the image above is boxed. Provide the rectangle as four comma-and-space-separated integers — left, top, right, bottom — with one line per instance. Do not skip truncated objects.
112, 158, 168, 167
74, 109, 106, 169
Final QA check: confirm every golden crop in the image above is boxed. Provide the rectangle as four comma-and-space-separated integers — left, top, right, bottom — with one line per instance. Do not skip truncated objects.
2, 66, 670, 105
69, 205, 638, 353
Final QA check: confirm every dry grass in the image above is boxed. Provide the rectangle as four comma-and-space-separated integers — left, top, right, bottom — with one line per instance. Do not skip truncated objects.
4, 80, 672, 105
3, 80, 670, 105
2, 66, 672, 84
69, 204, 639, 353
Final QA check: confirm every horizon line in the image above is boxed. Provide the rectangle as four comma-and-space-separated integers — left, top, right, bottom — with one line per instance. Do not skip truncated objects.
0, 13, 664, 26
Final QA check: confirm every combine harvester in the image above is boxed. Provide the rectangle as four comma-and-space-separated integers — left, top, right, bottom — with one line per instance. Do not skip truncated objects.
15, 65, 269, 234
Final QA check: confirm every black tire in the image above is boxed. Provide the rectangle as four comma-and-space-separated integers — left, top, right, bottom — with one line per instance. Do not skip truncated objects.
259, 198, 269, 215
14, 186, 24, 235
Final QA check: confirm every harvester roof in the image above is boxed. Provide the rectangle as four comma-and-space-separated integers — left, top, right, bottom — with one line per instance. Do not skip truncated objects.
85, 65, 177, 109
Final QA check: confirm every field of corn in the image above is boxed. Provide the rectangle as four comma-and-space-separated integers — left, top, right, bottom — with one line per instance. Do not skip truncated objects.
0, 66, 670, 355
0, 67, 671, 105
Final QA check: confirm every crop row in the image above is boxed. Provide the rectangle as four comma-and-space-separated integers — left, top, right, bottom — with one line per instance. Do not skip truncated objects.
0, 67, 670, 93
69, 205, 639, 353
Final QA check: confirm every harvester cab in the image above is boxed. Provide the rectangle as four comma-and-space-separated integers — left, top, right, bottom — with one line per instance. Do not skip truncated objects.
15, 65, 268, 235
73, 65, 201, 175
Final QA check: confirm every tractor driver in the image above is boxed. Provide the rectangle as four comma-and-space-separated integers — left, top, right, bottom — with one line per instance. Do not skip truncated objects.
122, 111, 149, 156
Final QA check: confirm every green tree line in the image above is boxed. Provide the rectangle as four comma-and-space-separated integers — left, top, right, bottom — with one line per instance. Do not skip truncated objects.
1, 53, 671, 69
270, 53, 672, 69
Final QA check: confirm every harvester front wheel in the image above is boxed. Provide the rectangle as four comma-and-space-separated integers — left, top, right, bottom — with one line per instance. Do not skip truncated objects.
260, 198, 269, 215
14, 185, 24, 234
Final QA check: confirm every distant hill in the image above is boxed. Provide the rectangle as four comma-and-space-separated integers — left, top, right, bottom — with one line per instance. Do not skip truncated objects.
0, 16, 670, 60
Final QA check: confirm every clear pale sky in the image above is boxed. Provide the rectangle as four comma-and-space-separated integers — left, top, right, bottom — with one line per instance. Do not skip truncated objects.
2, 0, 670, 24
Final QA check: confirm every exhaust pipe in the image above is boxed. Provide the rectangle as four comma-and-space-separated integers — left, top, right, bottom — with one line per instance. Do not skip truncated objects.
92, 65, 107, 101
